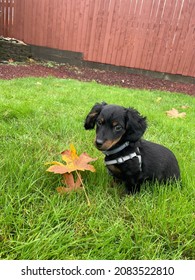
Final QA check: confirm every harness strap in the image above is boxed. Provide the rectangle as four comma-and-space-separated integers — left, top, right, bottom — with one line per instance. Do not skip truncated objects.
105, 150, 142, 171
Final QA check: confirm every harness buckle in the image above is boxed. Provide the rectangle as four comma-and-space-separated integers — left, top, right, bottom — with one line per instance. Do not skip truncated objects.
117, 157, 124, 164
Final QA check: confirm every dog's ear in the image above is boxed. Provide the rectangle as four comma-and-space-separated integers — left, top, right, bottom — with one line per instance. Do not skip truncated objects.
125, 108, 147, 142
84, 102, 107, 130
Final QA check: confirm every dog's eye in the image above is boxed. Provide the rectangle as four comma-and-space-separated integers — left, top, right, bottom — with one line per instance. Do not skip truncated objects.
97, 119, 103, 126
114, 125, 122, 132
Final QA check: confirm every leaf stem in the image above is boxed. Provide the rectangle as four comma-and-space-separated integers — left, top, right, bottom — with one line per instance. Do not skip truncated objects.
76, 170, 91, 206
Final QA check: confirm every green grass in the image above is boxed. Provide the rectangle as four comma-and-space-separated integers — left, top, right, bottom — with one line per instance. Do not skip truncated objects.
0, 77, 194, 260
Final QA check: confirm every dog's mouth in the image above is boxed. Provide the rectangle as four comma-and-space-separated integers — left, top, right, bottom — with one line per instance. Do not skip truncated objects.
95, 138, 122, 151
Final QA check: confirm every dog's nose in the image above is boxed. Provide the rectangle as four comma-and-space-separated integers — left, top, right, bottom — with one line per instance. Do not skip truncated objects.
95, 139, 104, 148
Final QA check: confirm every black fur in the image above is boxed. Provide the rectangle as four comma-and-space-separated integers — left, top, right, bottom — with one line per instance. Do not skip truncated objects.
84, 102, 180, 193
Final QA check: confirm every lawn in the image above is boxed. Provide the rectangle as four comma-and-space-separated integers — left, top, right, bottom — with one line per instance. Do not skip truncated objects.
0, 77, 194, 260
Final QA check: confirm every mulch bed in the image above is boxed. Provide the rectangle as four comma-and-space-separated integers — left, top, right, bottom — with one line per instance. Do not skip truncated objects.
0, 62, 195, 97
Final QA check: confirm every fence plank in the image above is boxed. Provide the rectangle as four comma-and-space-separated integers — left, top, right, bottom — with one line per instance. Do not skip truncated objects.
106, 0, 120, 64
141, 0, 157, 70
134, 0, 154, 69
13, 0, 24, 40
177, 1, 195, 76
101, 0, 116, 63
0, 1, 2, 35
180, 3, 195, 76
147, 0, 166, 71
0, 0, 5, 36
113, 0, 130, 66
155, 0, 178, 72
119, 0, 135, 66
162, 0, 183, 73
83, 0, 95, 59
171, 0, 193, 75
96, 0, 110, 62
125, 0, 142, 68
87, 0, 101, 61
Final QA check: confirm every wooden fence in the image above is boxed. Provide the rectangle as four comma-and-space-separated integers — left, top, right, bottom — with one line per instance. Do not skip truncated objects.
1, 0, 195, 77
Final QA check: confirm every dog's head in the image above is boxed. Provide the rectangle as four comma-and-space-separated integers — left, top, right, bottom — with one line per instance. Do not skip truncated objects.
84, 102, 147, 151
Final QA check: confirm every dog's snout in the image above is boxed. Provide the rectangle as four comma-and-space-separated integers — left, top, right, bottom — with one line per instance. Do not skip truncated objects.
95, 138, 104, 148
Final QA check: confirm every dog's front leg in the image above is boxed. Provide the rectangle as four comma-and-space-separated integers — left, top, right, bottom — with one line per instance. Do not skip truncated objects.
125, 179, 141, 194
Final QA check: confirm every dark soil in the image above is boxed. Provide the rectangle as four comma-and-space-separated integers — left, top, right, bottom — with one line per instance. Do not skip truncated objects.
0, 61, 195, 96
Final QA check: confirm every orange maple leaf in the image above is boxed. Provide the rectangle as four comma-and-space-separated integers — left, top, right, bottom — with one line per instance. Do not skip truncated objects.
47, 144, 97, 174
166, 108, 186, 119
46, 144, 97, 206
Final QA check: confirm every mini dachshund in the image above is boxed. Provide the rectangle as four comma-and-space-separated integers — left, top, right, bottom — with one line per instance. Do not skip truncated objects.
84, 102, 180, 193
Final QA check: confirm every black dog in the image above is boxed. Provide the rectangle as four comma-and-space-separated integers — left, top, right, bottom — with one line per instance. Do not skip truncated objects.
84, 102, 180, 193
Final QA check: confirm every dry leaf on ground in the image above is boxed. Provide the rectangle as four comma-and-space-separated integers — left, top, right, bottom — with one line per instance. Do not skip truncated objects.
46, 144, 97, 205
47, 144, 97, 174
181, 105, 190, 109
166, 108, 186, 118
